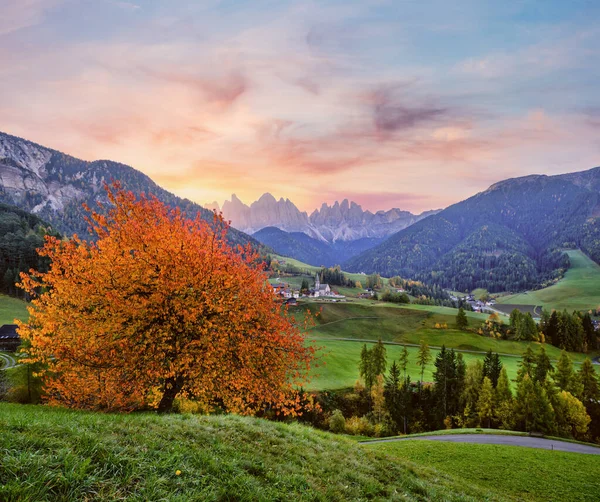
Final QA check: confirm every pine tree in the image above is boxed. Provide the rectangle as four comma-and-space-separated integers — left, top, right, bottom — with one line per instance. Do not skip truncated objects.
483, 350, 503, 387
462, 359, 484, 414
554, 350, 575, 393
579, 358, 600, 406
416, 340, 431, 388
456, 308, 468, 330
477, 377, 494, 428
371, 338, 387, 378
398, 345, 409, 383
359, 344, 374, 389
494, 367, 514, 430
582, 313, 597, 351
534, 346, 553, 383
546, 310, 560, 347
516, 346, 536, 382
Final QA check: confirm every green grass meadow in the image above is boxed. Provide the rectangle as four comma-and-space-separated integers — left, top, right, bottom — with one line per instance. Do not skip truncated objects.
498, 250, 600, 312
299, 301, 595, 391
366, 440, 600, 502
0, 403, 503, 502
0, 295, 29, 324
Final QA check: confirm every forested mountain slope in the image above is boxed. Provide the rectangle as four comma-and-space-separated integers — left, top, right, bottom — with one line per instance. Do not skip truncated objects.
345, 167, 600, 292
252, 226, 383, 267
0, 131, 256, 246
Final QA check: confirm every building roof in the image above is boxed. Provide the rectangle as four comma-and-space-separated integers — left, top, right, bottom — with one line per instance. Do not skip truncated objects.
0, 324, 19, 339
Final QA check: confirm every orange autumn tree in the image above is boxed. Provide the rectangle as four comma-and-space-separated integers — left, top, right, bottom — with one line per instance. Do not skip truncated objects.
17, 184, 315, 414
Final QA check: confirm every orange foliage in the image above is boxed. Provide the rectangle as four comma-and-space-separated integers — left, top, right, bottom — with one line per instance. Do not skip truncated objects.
17, 184, 315, 414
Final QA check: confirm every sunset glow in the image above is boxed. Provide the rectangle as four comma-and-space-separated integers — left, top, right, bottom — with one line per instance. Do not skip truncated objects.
1, 0, 600, 212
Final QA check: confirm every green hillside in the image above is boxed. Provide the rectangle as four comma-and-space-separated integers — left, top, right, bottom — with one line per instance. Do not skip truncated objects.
299, 301, 594, 391
1, 402, 505, 501
0, 295, 29, 324
367, 440, 600, 502
498, 250, 600, 311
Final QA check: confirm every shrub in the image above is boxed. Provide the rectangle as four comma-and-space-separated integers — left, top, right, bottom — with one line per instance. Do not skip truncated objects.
329, 409, 346, 433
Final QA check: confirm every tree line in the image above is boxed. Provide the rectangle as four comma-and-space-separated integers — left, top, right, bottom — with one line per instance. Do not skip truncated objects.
310, 341, 599, 443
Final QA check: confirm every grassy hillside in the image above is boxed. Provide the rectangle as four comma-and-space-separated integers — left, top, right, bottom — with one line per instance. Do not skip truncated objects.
0, 403, 505, 501
498, 250, 600, 311
307, 340, 524, 391
0, 295, 29, 324
366, 440, 600, 502
299, 302, 594, 391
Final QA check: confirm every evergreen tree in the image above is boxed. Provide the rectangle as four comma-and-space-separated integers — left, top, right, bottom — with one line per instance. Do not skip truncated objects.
477, 377, 494, 428
516, 313, 537, 341
534, 346, 553, 383
546, 310, 560, 347
494, 367, 514, 430
483, 350, 503, 387
578, 358, 600, 441
359, 344, 374, 389
462, 360, 484, 413
456, 308, 468, 330
579, 358, 600, 406
433, 347, 462, 423
398, 345, 409, 382
371, 338, 387, 378
416, 340, 431, 388
514, 375, 556, 434
509, 309, 521, 334
516, 346, 536, 382
554, 350, 576, 393
384, 361, 411, 434
581, 313, 597, 351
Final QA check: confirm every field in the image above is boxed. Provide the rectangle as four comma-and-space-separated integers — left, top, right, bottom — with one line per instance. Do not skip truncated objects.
498, 250, 600, 312
0, 402, 506, 501
299, 302, 595, 391
306, 340, 524, 391
273, 255, 385, 287
0, 295, 29, 324
366, 440, 600, 501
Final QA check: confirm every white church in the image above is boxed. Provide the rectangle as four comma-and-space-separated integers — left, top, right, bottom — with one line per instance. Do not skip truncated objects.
313, 273, 331, 297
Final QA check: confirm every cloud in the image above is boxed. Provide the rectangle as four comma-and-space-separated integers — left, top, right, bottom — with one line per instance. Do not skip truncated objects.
138, 66, 249, 109
368, 84, 449, 134
0, 0, 64, 36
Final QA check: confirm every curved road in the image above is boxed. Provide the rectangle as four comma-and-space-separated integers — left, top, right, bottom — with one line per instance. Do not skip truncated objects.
0, 352, 17, 370
362, 434, 600, 455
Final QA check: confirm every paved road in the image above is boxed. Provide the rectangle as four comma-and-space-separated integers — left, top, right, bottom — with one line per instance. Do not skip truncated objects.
362, 434, 600, 455
0, 352, 17, 370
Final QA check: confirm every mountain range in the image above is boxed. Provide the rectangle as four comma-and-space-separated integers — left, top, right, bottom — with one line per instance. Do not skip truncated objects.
207, 194, 438, 242
2, 129, 600, 294
346, 167, 600, 292
0, 131, 254, 247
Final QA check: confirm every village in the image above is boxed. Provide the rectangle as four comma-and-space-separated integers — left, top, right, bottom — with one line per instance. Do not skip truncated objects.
271, 273, 347, 306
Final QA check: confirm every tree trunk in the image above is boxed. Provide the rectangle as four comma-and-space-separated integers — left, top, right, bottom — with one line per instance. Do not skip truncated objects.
157, 375, 184, 413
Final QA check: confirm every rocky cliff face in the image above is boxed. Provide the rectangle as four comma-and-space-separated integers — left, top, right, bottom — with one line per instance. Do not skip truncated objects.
0, 131, 256, 246
213, 194, 438, 242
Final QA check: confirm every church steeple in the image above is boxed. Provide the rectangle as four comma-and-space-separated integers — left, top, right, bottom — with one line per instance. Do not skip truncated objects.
315, 272, 320, 290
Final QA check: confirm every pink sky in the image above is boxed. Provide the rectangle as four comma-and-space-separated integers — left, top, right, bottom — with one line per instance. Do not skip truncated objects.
1, 0, 600, 213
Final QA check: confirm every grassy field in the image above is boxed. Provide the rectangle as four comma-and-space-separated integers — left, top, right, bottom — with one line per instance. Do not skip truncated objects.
299, 301, 595, 391
0, 295, 29, 324
498, 250, 600, 312
365, 440, 600, 502
0, 402, 507, 501
273, 255, 385, 287
306, 339, 525, 391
